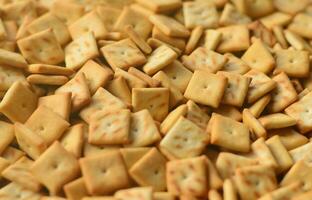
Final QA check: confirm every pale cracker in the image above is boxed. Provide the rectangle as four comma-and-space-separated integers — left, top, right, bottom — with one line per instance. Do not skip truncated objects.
126, 109, 161, 147
248, 21, 276, 47
268, 128, 308, 150
288, 142, 312, 163
0, 121, 14, 155
60, 123, 84, 158
68, 10, 107, 40
120, 147, 151, 169
242, 109, 266, 139
223, 179, 237, 200
15, 13, 36, 40
38, 93, 71, 120
125, 25, 152, 54
0, 182, 41, 200
0, 48, 27, 69
186, 100, 210, 130
183, 1, 219, 29
160, 104, 187, 134
203, 29, 222, 51
260, 12, 292, 30
25, 106, 70, 145
79, 151, 129, 195
222, 53, 250, 75
284, 30, 312, 53
96, 6, 121, 31
135, 0, 182, 13
259, 181, 303, 200
0, 81, 38, 123
149, 14, 190, 38
160, 116, 209, 159
272, 25, 288, 49
106, 77, 132, 106
1, 146, 25, 164
182, 47, 227, 73
114, 68, 148, 89
259, 113, 297, 130
250, 138, 278, 168
51, 1, 84, 25
184, 70, 227, 108
151, 27, 185, 51
129, 148, 167, 191
153, 192, 175, 200
0, 18, 7, 40
27, 64, 74, 76
128, 67, 160, 88
244, 0, 275, 18
130, 3, 154, 18
27, 74, 69, 86
166, 156, 208, 197
208, 190, 223, 200
288, 13, 312, 39
114, 187, 153, 200
219, 3, 251, 26
79, 87, 127, 124
295, 190, 312, 200
64, 177, 89, 200
204, 156, 223, 189
132, 87, 169, 122
17, 28, 64, 65
185, 26, 204, 55
101, 38, 146, 71
0, 65, 25, 92
14, 122, 47, 160
65, 32, 99, 71
212, 105, 242, 122
31, 141, 80, 195
248, 94, 271, 118
56, 73, 91, 112
291, 79, 304, 93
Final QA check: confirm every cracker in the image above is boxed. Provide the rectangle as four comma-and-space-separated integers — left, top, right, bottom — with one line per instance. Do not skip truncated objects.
184, 70, 227, 108
56, 73, 91, 112
222, 53, 250, 75
284, 30, 312, 53
132, 87, 169, 122
82, 197, 116, 200
65, 32, 99, 71
248, 94, 271, 118
151, 27, 186, 51
0, 0, 37, 23
0, 182, 41, 200
166, 156, 207, 197
203, 29, 222, 51
288, 14, 312, 39
25, 106, 70, 145
1, 146, 25, 164
217, 25, 250, 53
260, 12, 292, 30
220, 3, 251, 26
212, 105, 242, 122
136, 0, 181, 13
114, 68, 148, 89
183, 1, 219, 29
1, 156, 41, 192
96, 6, 121, 31
223, 179, 237, 200
69, 10, 107, 40
26, 12, 70, 46
160, 104, 187, 134
234, 165, 277, 200
244, 69, 276, 104
0, 18, 7, 40
0, 157, 10, 177
153, 71, 185, 109
0, 121, 14, 155
288, 142, 312, 163
272, 25, 288, 49
217, 71, 250, 107
265, 135, 293, 173
185, 100, 210, 130
114, 7, 152, 40
245, 0, 275, 18
31, 141, 80, 195
125, 25, 152, 54
182, 47, 227, 73
208, 189, 223, 200
285, 91, 312, 133
0, 81, 38, 123
120, 147, 151, 169
79, 87, 127, 123
143, 45, 177, 75
129, 148, 167, 191
185, 26, 203, 55
114, 187, 153, 200
295, 190, 312, 200
259, 181, 303, 200
17, 28, 64, 65
101, 38, 146, 71
27, 74, 69, 85
153, 192, 175, 200
241, 39, 275, 74
128, 67, 160, 88
0, 48, 27, 69
106, 77, 132, 106
38, 93, 71, 120
267, 72, 297, 113
250, 138, 278, 168
162, 60, 192, 93
259, 113, 296, 130
204, 156, 223, 189
51, 1, 84, 25
160, 116, 209, 159
63, 178, 88, 200
248, 21, 276, 47
14, 122, 47, 160
60, 123, 84, 158
242, 109, 267, 139
130, 3, 154, 18
210, 114, 250, 153
79, 151, 130, 195
126, 109, 161, 147
27, 64, 74, 76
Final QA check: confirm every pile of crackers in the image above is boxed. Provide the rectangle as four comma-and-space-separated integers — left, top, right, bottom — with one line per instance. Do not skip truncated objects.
1, 0, 312, 199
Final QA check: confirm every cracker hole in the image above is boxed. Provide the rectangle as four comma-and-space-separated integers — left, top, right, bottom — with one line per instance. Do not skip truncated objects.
52, 163, 59, 170
172, 76, 177, 80
101, 168, 107, 173
149, 104, 154, 109
154, 170, 159, 175
39, 126, 45, 131
289, 59, 294, 63
21, 103, 27, 108
106, 123, 111, 127
183, 138, 188, 142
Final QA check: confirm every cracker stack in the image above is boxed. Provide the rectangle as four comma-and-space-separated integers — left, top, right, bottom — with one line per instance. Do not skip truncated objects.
0, 0, 312, 199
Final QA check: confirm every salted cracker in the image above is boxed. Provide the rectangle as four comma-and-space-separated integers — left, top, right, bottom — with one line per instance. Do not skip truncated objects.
60, 123, 84, 158
96, 6, 121, 31
160, 104, 187, 134
136, 0, 181, 13
0, 182, 41, 200
203, 29, 222, 51
213, 105, 242, 122
128, 67, 160, 88
125, 25, 152, 54
120, 147, 151, 169
38, 93, 71, 120
219, 3, 251, 26
186, 100, 210, 130
0, 48, 27, 69
106, 77, 132, 105
151, 27, 185, 51
259, 113, 296, 130
114, 187, 153, 200
248, 95, 271, 118
27, 74, 69, 86
27, 64, 74, 76
114, 68, 148, 89
222, 53, 250, 75
51, 1, 84, 25
0, 121, 14, 155
242, 109, 266, 139
64, 177, 89, 200
288, 14, 312, 39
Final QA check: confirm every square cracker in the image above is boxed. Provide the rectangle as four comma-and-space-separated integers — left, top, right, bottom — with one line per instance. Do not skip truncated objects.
210, 114, 250, 152
129, 148, 167, 191
245, 0, 275, 18
273, 0, 309, 15
160, 116, 209, 159
0, 121, 14, 155
149, 14, 190, 38
258, 113, 296, 130
114, 187, 153, 200
115, 68, 147, 89
26, 12, 70, 46
136, 0, 181, 13
143, 45, 177, 75
216, 25, 250, 53
79, 87, 127, 124
126, 109, 161, 147
88, 109, 130, 145
222, 53, 250, 75
65, 32, 99, 71
184, 70, 227, 108
160, 104, 187, 134
242, 39, 275, 74
17, 28, 64, 65
60, 123, 84, 158
96, 6, 121, 32
151, 27, 186, 51
182, 47, 227, 73
14, 122, 47, 160
128, 67, 160, 88
234, 165, 277, 200
0, 48, 27, 69
0, 81, 38, 123
0, 182, 41, 200
51, 1, 84, 25
0, 18, 7, 40
166, 156, 207, 197
0, 65, 25, 92
101, 39, 146, 71
267, 72, 297, 113
288, 14, 312, 39
125, 25, 152, 54
203, 29, 222, 51
248, 94, 271, 118
259, 181, 303, 200
106, 76, 132, 105
114, 7, 152, 40
26, 74, 69, 86
242, 109, 266, 139
132, 87, 169, 122
183, 1, 219, 29
79, 150, 130, 195
120, 147, 151, 169
217, 71, 250, 107
56, 73, 91, 112
285, 91, 312, 133
250, 138, 278, 168
275, 49, 310, 78
219, 3, 251, 26
25, 106, 70, 145
64, 177, 89, 200
244, 69, 276, 104
185, 26, 204, 55
69, 10, 107, 40
186, 100, 210, 130
1, 146, 25, 164
153, 192, 175, 200
27, 64, 74, 76
213, 105, 242, 122
31, 141, 80, 195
